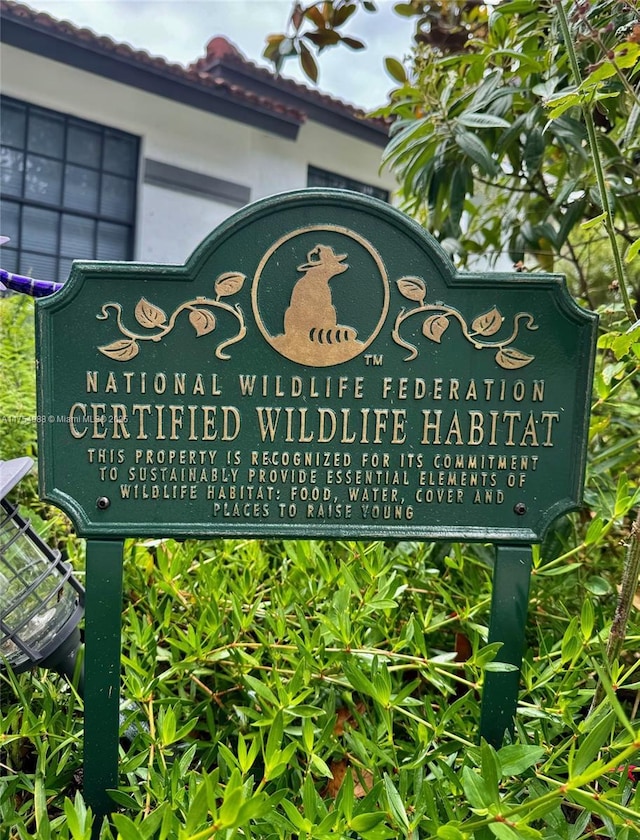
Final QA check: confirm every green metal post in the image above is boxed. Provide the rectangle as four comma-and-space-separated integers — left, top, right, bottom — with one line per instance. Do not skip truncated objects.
480, 544, 533, 748
84, 539, 125, 836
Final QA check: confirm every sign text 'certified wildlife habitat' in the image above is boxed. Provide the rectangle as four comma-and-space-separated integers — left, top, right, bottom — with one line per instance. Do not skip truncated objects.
37, 190, 597, 542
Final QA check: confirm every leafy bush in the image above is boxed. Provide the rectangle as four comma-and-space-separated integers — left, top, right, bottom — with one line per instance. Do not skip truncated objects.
0, 294, 37, 463
1, 531, 639, 839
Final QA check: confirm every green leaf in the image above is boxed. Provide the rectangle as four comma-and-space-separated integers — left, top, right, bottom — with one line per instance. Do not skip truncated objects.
244, 674, 280, 708
546, 90, 581, 119
625, 238, 640, 264
299, 42, 318, 83
107, 789, 141, 809
351, 812, 388, 831
457, 112, 510, 129
343, 660, 376, 698
581, 212, 607, 231
623, 101, 640, 149
383, 774, 410, 830
490, 824, 522, 840
394, 3, 417, 16
455, 131, 498, 176
580, 597, 594, 640
385, 57, 407, 84
185, 776, 211, 834
536, 562, 583, 577
138, 805, 170, 840
567, 789, 618, 820
584, 575, 611, 596
449, 165, 468, 227
219, 783, 246, 829
341, 36, 366, 50
484, 661, 519, 672
310, 753, 334, 778
497, 745, 545, 776
497, 0, 537, 14
473, 641, 504, 668
159, 705, 176, 746
236, 793, 270, 824
34, 773, 49, 838
333, 3, 357, 26
282, 799, 310, 831
437, 826, 466, 840
523, 128, 545, 175
561, 616, 581, 662
461, 766, 493, 811
265, 711, 284, 763
555, 198, 587, 248
63, 797, 84, 840
111, 814, 144, 840
572, 710, 615, 776
480, 741, 501, 805
591, 662, 636, 739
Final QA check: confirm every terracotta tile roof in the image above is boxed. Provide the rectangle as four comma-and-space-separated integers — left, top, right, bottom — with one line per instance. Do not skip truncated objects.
192, 35, 391, 134
0, 0, 390, 141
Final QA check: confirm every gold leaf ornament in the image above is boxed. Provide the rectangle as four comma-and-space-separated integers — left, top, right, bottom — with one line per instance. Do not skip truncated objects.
422, 314, 449, 343
189, 308, 216, 336
495, 347, 534, 369
98, 338, 140, 361
471, 307, 503, 336
215, 272, 246, 298
134, 297, 167, 328
397, 276, 426, 304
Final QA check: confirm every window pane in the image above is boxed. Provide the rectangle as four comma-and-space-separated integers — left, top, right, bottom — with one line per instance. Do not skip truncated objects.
24, 155, 63, 205
1, 101, 26, 148
61, 214, 95, 258
4, 97, 137, 274
307, 165, 388, 202
58, 257, 74, 283
28, 110, 64, 158
0, 200, 20, 245
20, 251, 56, 281
67, 123, 102, 168
0, 248, 18, 274
100, 174, 134, 220
103, 133, 137, 176
1, 147, 24, 197
97, 221, 128, 260
22, 206, 58, 254
63, 164, 99, 213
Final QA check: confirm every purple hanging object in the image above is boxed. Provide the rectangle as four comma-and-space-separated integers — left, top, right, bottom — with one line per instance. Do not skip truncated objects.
0, 268, 64, 298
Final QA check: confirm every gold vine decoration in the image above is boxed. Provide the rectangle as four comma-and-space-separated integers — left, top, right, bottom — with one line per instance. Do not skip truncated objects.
392, 276, 538, 369
96, 272, 246, 362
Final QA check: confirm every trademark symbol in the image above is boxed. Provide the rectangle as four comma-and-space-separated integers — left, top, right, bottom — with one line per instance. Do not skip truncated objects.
364, 354, 384, 366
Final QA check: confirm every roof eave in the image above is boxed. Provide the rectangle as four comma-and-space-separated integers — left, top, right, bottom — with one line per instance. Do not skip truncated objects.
205, 58, 390, 148
0, 15, 303, 140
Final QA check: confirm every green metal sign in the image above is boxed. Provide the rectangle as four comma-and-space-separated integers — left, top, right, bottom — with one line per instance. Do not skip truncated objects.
37, 189, 597, 543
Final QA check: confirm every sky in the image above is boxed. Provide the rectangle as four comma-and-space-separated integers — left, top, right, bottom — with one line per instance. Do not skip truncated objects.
19, 0, 416, 109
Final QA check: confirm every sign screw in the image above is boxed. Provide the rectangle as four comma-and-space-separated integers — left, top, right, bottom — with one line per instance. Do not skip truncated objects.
513, 502, 527, 516
96, 497, 111, 510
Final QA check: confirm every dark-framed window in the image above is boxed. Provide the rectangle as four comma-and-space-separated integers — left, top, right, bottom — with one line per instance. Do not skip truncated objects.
0, 97, 139, 283
307, 165, 389, 202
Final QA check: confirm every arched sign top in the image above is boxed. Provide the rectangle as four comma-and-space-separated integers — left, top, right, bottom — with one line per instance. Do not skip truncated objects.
37, 188, 597, 542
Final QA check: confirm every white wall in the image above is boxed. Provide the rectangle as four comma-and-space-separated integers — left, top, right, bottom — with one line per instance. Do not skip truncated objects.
138, 185, 237, 264
1, 45, 396, 264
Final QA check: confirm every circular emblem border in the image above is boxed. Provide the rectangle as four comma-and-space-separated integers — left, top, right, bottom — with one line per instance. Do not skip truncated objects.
251, 224, 390, 366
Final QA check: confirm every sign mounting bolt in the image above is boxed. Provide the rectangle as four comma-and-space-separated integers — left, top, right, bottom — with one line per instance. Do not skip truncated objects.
514, 502, 527, 516
96, 496, 111, 510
